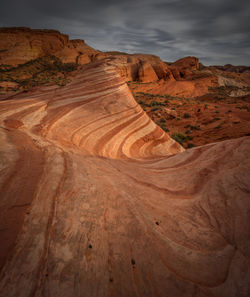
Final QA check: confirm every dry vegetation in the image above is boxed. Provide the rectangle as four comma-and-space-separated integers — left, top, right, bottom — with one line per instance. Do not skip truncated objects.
128, 82, 250, 148
0, 56, 78, 92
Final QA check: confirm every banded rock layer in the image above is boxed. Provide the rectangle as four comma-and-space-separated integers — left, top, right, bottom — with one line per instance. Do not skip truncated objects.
0, 59, 250, 297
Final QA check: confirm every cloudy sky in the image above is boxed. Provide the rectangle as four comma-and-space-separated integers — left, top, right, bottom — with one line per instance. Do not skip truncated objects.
1, 0, 250, 65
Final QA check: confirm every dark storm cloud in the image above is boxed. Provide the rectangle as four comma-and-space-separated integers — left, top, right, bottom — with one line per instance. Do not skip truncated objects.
1, 0, 250, 65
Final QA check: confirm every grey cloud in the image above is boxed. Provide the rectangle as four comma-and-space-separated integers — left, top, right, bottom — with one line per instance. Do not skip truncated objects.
0, 0, 249, 65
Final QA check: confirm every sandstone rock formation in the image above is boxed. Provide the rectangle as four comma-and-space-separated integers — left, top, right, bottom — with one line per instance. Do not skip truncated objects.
0, 58, 250, 297
213, 64, 250, 74
171, 56, 200, 70
0, 27, 174, 85
1, 27, 249, 100
108, 54, 174, 83
0, 27, 103, 66
169, 56, 199, 80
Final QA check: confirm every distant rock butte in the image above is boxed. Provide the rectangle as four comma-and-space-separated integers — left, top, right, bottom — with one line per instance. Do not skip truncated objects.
0, 28, 206, 84
0, 58, 250, 297
1, 27, 250, 99
169, 56, 199, 80
213, 64, 250, 73
0, 27, 105, 66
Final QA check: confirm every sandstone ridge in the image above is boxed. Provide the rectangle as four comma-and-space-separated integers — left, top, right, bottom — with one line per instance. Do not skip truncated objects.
0, 58, 249, 297
0, 27, 106, 66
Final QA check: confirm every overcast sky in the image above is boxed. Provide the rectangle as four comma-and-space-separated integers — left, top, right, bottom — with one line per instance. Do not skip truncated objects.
1, 0, 250, 65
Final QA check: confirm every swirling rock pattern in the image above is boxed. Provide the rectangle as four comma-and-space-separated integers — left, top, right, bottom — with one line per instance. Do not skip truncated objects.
0, 59, 250, 297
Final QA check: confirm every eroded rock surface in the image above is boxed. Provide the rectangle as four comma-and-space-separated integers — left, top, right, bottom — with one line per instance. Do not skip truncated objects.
0, 27, 102, 66
0, 59, 250, 297
109, 54, 173, 83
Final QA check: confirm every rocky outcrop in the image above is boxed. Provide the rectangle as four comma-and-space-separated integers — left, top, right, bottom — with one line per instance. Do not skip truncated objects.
213, 64, 250, 73
137, 61, 159, 82
0, 27, 173, 84
55, 39, 107, 64
0, 59, 249, 297
169, 56, 200, 80
217, 75, 247, 88
106, 54, 174, 83
0, 27, 102, 66
171, 56, 200, 70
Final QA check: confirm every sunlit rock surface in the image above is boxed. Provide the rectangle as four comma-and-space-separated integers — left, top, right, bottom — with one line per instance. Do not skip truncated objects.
0, 59, 249, 297
0, 27, 102, 66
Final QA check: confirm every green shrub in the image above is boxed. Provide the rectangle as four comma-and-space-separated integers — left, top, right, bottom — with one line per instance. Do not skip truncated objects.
149, 101, 159, 107
186, 125, 201, 131
162, 126, 169, 132
61, 63, 78, 72
151, 106, 161, 111
149, 101, 165, 107
183, 113, 191, 118
157, 120, 169, 132
187, 143, 195, 148
171, 132, 192, 144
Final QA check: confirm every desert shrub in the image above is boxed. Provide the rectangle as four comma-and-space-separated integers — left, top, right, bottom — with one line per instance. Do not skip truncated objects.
183, 113, 191, 118
186, 125, 201, 130
61, 63, 78, 72
157, 121, 169, 132
162, 126, 169, 132
149, 101, 165, 107
151, 106, 161, 111
0, 55, 77, 90
171, 132, 192, 144
149, 101, 159, 107
187, 143, 195, 148
163, 94, 176, 100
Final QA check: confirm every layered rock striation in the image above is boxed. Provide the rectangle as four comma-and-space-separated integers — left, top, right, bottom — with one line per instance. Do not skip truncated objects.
0, 58, 250, 297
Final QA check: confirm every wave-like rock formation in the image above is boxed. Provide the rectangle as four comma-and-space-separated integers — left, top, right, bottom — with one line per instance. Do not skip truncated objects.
0, 59, 250, 297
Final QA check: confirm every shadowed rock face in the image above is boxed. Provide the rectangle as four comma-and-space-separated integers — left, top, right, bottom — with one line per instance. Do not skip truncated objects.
212, 64, 250, 74
0, 59, 249, 297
